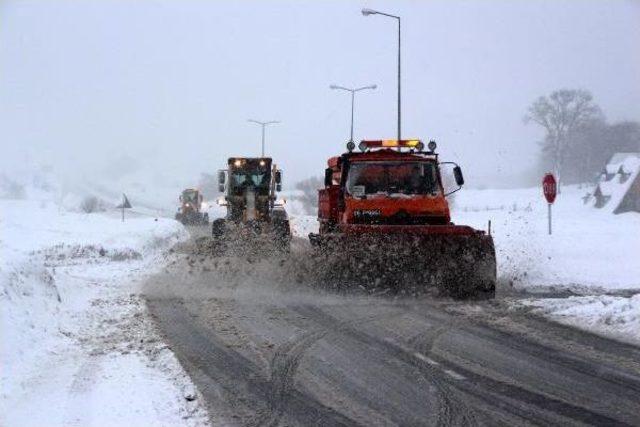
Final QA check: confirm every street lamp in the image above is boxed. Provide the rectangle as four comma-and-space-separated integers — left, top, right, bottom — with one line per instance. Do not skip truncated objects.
362, 8, 401, 141
247, 119, 280, 157
329, 84, 377, 143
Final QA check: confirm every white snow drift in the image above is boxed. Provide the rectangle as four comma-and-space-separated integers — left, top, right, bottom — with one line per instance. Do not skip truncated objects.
0, 197, 208, 426
515, 294, 640, 346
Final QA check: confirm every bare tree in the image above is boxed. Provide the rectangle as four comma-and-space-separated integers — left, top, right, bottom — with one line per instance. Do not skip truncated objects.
524, 89, 602, 190
564, 118, 607, 184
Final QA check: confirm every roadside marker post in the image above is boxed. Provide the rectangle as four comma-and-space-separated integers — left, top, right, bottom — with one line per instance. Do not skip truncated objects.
116, 194, 132, 222
542, 173, 557, 235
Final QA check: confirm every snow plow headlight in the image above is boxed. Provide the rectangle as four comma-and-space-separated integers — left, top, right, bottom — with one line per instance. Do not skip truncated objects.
428, 140, 437, 152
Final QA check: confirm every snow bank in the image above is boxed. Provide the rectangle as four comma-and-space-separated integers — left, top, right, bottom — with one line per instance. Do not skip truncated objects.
453, 186, 640, 291
1, 200, 184, 256
0, 199, 208, 426
514, 294, 640, 346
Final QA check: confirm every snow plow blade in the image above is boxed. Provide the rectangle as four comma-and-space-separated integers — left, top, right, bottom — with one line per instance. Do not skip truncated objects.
309, 225, 496, 298
201, 218, 291, 257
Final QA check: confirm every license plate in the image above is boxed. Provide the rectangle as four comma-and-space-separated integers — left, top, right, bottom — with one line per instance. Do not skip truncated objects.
354, 209, 381, 218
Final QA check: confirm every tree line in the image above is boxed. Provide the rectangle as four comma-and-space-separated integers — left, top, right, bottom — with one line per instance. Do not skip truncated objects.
525, 89, 640, 188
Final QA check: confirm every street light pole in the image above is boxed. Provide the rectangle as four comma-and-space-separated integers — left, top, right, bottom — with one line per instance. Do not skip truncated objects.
247, 119, 279, 157
362, 8, 401, 141
397, 17, 401, 142
350, 90, 355, 142
329, 84, 377, 142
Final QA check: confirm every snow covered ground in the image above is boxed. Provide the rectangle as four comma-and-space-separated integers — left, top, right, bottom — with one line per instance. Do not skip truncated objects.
0, 198, 209, 426
453, 185, 640, 292
513, 294, 640, 346
451, 185, 640, 345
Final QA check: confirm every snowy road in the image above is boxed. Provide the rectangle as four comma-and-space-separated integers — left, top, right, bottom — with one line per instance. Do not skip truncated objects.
145, 235, 640, 426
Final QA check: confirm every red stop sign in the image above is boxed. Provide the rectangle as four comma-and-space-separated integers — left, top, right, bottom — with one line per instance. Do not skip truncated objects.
543, 173, 557, 204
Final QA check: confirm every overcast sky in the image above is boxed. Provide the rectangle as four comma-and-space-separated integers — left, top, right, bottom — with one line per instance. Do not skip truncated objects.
1, 0, 639, 188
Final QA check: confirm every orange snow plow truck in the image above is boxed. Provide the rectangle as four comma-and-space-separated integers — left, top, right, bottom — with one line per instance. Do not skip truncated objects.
309, 139, 496, 298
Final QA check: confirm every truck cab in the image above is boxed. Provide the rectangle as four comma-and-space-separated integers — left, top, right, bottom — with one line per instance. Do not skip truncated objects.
318, 139, 463, 232
310, 139, 494, 298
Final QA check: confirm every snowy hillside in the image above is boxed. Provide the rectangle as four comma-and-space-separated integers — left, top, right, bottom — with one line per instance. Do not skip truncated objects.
0, 161, 202, 218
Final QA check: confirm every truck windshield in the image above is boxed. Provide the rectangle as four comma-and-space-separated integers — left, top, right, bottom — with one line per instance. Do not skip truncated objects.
346, 161, 439, 196
230, 171, 269, 188
182, 191, 198, 203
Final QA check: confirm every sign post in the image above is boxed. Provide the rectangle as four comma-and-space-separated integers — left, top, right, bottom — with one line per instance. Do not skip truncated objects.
116, 193, 132, 222
542, 173, 557, 235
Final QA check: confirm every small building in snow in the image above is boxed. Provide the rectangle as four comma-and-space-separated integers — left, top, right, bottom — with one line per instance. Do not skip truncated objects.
584, 152, 640, 214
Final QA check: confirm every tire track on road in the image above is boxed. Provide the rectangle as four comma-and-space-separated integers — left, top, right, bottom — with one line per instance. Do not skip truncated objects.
257, 330, 327, 427
148, 299, 358, 427
285, 305, 456, 426
292, 303, 632, 426
255, 309, 408, 426
408, 323, 482, 426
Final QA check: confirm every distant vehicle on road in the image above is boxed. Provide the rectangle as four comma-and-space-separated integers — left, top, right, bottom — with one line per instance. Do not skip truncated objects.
213, 157, 290, 253
175, 188, 209, 226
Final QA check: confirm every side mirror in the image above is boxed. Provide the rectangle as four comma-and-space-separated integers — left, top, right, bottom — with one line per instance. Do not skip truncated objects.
217, 170, 226, 193
276, 183, 282, 192
324, 168, 333, 187
275, 170, 282, 185
453, 166, 464, 186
